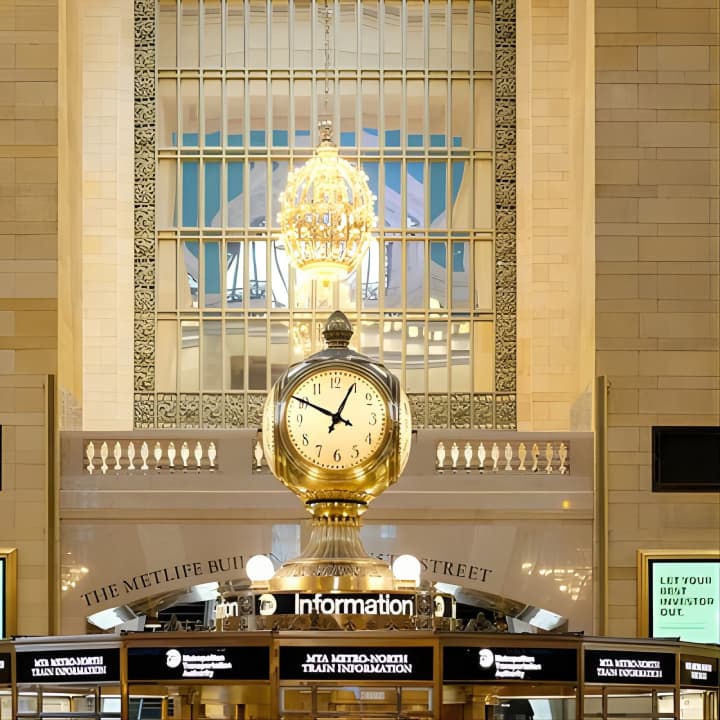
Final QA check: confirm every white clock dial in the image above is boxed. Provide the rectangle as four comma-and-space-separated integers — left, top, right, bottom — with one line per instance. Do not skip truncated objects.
283, 368, 389, 470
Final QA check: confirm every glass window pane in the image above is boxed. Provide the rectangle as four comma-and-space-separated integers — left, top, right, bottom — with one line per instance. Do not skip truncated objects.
407, 160, 425, 228
157, 240, 177, 310
181, 79, 199, 145
269, 239, 289, 308
384, 160, 401, 227
181, 160, 199, 226
202, 319, 222, 390
226, 241, 244, 308
451, 79, 471, 147
227, 79, 244, 147
429, 80, 447, 147
179, 0, 199, 67
452, 240, 470, 309
473, 320, 493, 391
203, 0, 222, 66
452, 159, 472, 227
204, 161, 221, 227
249, 79, 267, 147
429, 160, 447, 229
227, 160, 244, 226
406, 2, 424, 70
158, 78, 177, 147
406, 241, 425, 308
294, 79, 312, 147
292, 2, 311, 67
248, 240, 267, 306
383, 1, 402, 69
181, 241, 199, 308
203, 241, 221, 307
360, 238, 380, 309
383, 317, 402, 373
226, 319, 245, 390
450, 320, 471, 391
270, 320, 289, 385
158, 0, 177, 68
430, 240, 447, 309
226, 1, 244, 67
405, 321, 425, 393
361, 79, 379, 147
248, 161, 267, 227
204, 79, 222, 146
474, 240, 493, 311
157, 159, 177, 228
180, 320, 200, 392
474, 79, 493, 149
428, 320, 448, 392
473, 159, 492, 229
385, 240, 401, 308
248, 318, 267, 389
451, 0, 470, 68
156, 320, 178, 392
474, 0, 493, 71
247, 2, 267, 66
337, 2, 357, 69
384, 79, 401, 147
406, 79, 425, 148
272, 80, 289, 147
360, 1, 379, 67
339, 78, 357, 147
270, 160, 288, 230
270, 1, 289, 67
428, 3, 447, 69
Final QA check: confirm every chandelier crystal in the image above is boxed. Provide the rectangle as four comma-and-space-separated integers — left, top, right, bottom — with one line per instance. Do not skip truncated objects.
277, 120, 377, 279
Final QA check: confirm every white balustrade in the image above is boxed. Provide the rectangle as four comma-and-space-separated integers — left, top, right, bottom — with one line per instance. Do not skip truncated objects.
435, 439, 570, 474
84, 439, 219, 474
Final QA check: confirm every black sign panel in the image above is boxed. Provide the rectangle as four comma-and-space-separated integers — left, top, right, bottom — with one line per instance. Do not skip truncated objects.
585, 650, 676, 685
0, 653, 11, 684
280, 646, 434, 681
16, 648, 120, 683
680, 655, 719, 687
127, 646, 269, 681
443, 646, 577, 682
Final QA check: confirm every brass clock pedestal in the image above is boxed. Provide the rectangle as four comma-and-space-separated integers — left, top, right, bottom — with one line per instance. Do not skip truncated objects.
268, 502, 394, 593
262, 311, 413, 595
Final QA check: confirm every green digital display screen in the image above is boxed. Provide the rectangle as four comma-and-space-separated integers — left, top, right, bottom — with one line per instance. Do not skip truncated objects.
649, 559, 720, 643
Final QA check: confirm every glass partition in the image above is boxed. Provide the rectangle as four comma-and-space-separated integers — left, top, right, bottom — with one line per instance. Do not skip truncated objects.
440, 685, 578, 719
15, 685, 121, 720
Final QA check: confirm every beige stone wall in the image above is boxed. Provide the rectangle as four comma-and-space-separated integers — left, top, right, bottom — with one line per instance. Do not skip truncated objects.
0, 0, 59, 634
596, 0, 720, 636
516, 0, 597, 432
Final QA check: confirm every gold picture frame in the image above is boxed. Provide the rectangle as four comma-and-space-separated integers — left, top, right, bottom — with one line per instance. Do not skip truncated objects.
0, 548, 17, 638
637, 549, 720, 643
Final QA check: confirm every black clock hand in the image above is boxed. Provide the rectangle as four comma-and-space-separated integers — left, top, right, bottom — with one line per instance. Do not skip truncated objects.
327, 383, 356, 433
291, 395, 334, 418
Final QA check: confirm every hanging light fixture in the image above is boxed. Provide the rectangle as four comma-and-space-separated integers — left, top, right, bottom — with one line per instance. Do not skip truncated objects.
277, 1, 377, 280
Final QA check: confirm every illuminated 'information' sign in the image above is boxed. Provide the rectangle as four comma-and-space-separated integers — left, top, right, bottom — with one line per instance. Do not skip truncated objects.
648, 559, 720, 643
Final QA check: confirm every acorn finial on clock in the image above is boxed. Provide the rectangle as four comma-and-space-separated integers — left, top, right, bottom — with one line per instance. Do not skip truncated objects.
322, 310, 354, 348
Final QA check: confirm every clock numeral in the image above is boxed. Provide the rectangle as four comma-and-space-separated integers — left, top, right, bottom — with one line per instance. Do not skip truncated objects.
315, 444, 322, 458
365, 392, 373, 405
312, 382, 321, 395
351, 445, 359, 459
298, 396, 309, 409
333, 449, 341, 462
369, 412, 377, 425
365, 432, 372, 445
296, 413, 303, 426
302, 433, 309, 446
330, 376, 341, 389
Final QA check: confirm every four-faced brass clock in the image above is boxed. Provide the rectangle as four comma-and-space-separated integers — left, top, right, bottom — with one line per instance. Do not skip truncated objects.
283, 366, 390, 471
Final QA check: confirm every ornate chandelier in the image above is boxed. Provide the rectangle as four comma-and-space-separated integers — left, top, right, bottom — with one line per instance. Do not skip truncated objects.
277, 2, 376, 280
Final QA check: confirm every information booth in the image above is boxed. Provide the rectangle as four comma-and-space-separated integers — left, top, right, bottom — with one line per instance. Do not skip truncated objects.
3, 632, 718, 720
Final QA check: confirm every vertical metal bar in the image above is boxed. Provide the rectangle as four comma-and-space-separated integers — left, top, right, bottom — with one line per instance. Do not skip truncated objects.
595, 375, 609, 636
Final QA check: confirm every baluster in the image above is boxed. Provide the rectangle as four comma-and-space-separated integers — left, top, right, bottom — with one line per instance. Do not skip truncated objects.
463, 442, 473, 472
491, 442, 500, 472
100, 442, 109, 475
531, 443, 539, 473
154, 442, 162, 470
450, 442, 460, 472
180, 442, 190, 469
167, 442, 176, 470
85, 441, 95, 474
208, 442, 217, 469
477, 443, 486, 473
545, 442, 554, 474
194, 441, 203, 469
559, 442, 568, 474
518, 442, 527, 471
436, 442, 446, 472
254, 441, 264, 471
504, 442, 513, 471
127, 441, 136, 470
113, 441, 122, 471
140, 441, 149, 471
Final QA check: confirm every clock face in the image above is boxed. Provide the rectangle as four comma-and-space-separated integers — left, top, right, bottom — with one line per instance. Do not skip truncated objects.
283, 367, 389, 471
